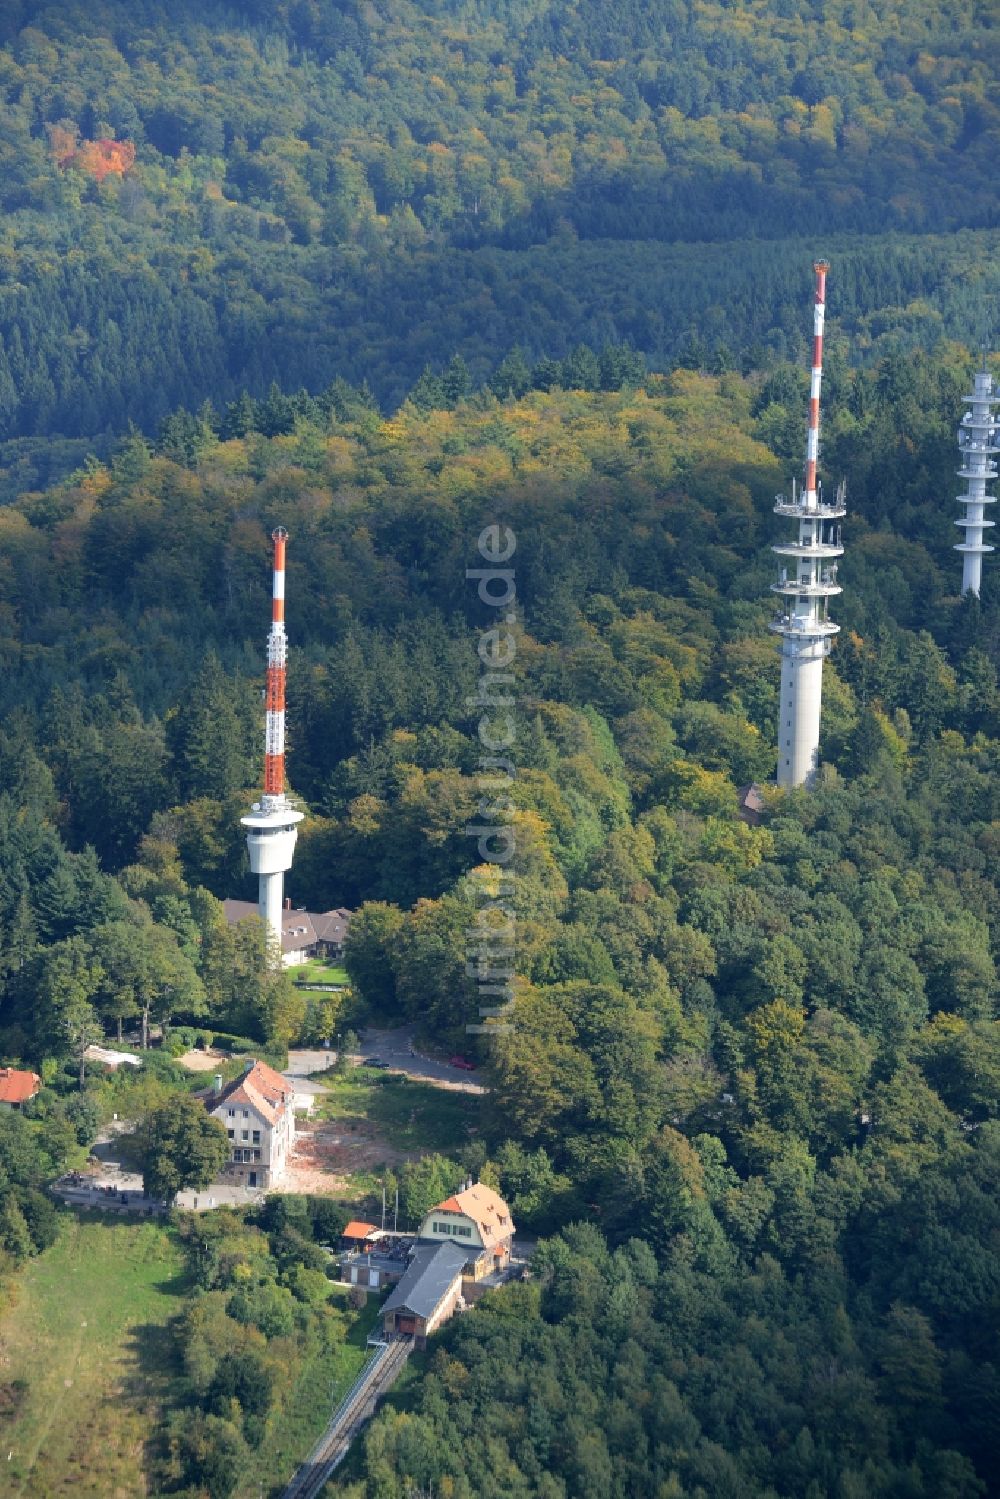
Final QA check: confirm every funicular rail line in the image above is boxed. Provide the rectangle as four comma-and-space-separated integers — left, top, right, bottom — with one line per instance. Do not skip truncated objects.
283, 1337, 412, 1499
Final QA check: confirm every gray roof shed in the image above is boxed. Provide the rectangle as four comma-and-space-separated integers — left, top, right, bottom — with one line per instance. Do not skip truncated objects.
381, 1240, 467, 1321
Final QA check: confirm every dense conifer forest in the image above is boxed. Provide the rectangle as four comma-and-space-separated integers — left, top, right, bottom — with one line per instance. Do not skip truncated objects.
1, 2, 999, 1496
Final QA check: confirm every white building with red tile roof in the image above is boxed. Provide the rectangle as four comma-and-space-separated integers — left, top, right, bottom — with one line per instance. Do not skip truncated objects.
205, 1059, 295, 1189
417, 1181, 515, 1280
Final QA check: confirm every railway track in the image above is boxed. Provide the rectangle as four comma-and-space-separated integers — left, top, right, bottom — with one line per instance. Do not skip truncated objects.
282, 1337, 412, 1499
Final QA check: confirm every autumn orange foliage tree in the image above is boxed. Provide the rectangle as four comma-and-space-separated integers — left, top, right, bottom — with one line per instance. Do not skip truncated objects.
49, 128, 135, 181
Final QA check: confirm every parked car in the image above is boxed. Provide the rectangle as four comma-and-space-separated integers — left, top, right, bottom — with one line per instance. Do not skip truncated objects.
449, 1055, 477, 1070
360, 1056, 388, 1068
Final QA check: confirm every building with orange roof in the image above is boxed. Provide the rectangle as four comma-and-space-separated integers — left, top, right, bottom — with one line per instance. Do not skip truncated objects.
417, 1180, 515, 1281
0, 1067, 41, 1110
342, 1220, 379, 1243
204, 1059, 295, 1189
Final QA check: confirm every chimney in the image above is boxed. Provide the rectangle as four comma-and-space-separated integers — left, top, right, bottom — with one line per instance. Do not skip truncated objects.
213, 1074, 223, 1094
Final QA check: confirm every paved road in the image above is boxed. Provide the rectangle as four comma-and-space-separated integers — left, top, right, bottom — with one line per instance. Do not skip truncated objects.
283, 1049, 336, 1110
285, 1048, 337, 1081
287, 1032, 486, 1095
360, 1027, 486, 1094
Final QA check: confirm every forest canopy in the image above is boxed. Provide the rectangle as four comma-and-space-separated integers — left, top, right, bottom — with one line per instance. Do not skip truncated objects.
0, 3, 998, 1494
0, 0, 998, 486
0, 337, 997, 1499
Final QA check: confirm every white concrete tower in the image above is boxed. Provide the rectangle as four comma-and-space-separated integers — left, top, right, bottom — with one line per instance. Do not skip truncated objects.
770, 261, 845, 789
954, 364, 997, 596
242, 527, 302, 956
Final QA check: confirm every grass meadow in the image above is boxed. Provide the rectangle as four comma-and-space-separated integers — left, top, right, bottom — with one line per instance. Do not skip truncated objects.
0, 1210, 186, 1497
314, 1070, 482, 1156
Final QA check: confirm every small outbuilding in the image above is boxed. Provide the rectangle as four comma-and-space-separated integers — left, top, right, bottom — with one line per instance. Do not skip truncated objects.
737, 783, 766, 827
342, 1219, 379, 1247
0, 1067, 41, 1110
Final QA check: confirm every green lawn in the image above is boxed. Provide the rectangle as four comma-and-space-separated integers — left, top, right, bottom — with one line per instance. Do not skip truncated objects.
312, 1070, 482, 1156
0, 1210, 187, 1498
288, 957, 350, 986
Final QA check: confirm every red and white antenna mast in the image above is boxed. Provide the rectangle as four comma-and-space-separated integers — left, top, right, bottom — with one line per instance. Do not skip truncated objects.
264, 526, 288, 803
241, 526, 303, 957
805, 259, 827, 503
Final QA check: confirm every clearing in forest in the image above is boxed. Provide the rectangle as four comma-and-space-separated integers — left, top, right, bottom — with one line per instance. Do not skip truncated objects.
284, 1072, 482, 1195
0, 1212, 186, 1498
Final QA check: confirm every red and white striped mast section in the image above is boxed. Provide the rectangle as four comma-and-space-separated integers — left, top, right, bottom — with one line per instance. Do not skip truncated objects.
805, 260, 826, 503
264, 526, 288, 803
770, 261, 845, 789
242, 527, 303, 959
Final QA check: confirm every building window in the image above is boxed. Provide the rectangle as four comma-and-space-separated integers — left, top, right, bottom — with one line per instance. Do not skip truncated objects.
242, 1130, 249, 1141
253, 1150, 261, 1162
252, 1130, 260, 1145
243, 1110, 249, 1119
227, 1129, 234, 1140
227, 1109, 235, 1117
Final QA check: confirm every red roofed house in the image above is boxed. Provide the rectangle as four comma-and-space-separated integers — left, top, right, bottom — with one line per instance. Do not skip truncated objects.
205, 1059, 295, 1189
417, 1180, 515, 1281
0, 1067, 41, 1110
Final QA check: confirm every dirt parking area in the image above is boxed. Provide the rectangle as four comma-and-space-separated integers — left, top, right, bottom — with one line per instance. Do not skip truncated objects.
179, 1048, 230, 1072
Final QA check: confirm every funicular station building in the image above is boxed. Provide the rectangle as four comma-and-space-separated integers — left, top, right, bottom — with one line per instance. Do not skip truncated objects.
339, 1182, 516, 1346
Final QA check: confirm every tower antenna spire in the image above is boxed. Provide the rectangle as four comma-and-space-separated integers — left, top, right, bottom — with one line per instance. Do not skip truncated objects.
241, 527, 303, 959
769, 260, 845, 789
955, 358, 997, 597
264, 526, 288, 800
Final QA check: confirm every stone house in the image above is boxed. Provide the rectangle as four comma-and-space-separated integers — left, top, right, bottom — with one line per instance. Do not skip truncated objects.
205, 1059, 294, 1190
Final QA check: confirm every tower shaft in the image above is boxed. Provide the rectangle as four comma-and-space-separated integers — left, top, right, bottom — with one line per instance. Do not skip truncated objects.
242, 527, 302, 959
955, 368, 997, 597
770, 261, 845, 790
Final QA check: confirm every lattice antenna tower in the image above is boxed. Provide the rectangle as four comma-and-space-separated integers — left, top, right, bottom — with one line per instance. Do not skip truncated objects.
954, 350, 997, 596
